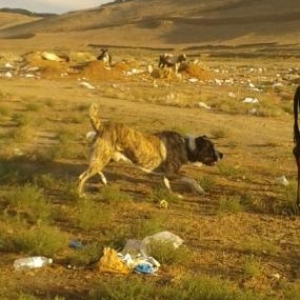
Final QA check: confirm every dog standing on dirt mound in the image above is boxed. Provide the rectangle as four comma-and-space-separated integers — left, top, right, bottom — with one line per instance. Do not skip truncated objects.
293, 85, 300, 209
78, 103, 223, 197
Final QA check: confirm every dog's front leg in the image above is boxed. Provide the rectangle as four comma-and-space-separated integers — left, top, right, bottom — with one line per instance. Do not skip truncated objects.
179, 176, 205, 194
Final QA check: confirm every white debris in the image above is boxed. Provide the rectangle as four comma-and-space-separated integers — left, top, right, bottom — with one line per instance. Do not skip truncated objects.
270, 273, 281, 280
248, 108, 258, 115
198, 102, 211, 110
41, 51, 63, 62
242, 97, 259, 104
5, 62, 14, 69
272, 82, 283, 88
188, 78, 198, 83
79, 81, 95, 89
228, 92, 236, 98
214, 78, 222, 85
4, 72, 13, 78
275, 176, 289, 186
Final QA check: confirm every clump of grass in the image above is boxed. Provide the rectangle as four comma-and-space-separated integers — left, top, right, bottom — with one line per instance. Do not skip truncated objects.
76, 103, 89, 112
0, 223, 68, 257
237, 237, 279, 256
12, 114, 31, 127
147, 241, 191, 265
130, 217, 165, 239
242, 256, 261, 278
33, 173, 60, 190
11, 125, 35, 142
25, 103, 40, 112
73, 197, 113, 231
89, 274, 271, 300
99, 185, 133, 204
41, 142, 85, 160
198, 175, 215, 192
210, 127, 229, 139
218, 195, 244, 214
218, 162, 246, 179
66, 241, 103, 266
273, 185, 300, 215
0, 106, 10, 117
147, 185, 179, 205
3, 184, 53, 223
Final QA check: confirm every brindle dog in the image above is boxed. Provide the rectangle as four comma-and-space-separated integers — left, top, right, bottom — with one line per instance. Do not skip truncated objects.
78, 103, 223, 197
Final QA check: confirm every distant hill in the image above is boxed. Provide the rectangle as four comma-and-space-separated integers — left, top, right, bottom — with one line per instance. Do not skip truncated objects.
0, 8, 56, 18
0, 0, 300, 50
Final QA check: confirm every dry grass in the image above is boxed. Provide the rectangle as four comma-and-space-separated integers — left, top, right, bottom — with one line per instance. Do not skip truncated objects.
0, 46, 299, 300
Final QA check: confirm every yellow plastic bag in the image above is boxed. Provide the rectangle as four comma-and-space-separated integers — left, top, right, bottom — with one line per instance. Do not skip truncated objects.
95, 247, 131, 274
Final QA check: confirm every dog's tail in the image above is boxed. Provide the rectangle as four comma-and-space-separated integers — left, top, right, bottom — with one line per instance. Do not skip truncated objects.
294, 86, 300, 144
89, 103, 102, 132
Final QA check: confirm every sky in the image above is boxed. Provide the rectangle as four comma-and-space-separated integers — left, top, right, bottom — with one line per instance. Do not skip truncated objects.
0, 0, 112, 14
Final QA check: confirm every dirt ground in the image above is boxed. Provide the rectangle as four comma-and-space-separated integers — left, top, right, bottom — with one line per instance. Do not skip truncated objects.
0, 45, 300, 299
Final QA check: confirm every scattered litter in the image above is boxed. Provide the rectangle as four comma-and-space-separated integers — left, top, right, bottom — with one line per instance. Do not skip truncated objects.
270, 273, 281, 280
134, 262, 155, 274
159, 199, 168, 209
14, 256, 53, 271
68, 240, 84, 250
4, 71, 13, 78
214, 78, 222, 85
198, 102, 211, 110
248, 108, 258, 115
79, 81, 95, 89
228, 92, 236, 98
95, 247, 131, 274
14, 148, 24, 156
188, 77, 198, 83
242, 97, 259, 104
275, 176, 289, 186
5, 62, 14, 69
41, 51, 64, 62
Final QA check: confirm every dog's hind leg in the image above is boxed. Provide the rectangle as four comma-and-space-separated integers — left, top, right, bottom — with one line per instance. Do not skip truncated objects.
78, 159, 110, 197
98, 171, 107, 185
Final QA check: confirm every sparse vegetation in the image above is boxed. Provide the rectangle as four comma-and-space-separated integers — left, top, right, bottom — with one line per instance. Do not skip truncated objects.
0, 19, 300, 299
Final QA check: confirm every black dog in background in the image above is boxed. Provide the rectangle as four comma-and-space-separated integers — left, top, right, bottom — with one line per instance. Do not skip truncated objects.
293, 86, 300, 209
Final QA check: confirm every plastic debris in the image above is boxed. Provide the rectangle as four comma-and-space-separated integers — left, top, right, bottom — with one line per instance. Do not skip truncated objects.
198, 102, 211, 110
68, 240, 84, 250
79, 81, 96, 89
14, 256, 53, 271
242, 97, 259, 104
159, 199, 169, 209
95, 247, 131, 274
275, 176, 289, 186
140, 231, 183, 257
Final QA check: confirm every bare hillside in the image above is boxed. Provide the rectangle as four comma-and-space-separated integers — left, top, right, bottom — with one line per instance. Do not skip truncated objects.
0, 0, 300, 49
0, 12, 41, 30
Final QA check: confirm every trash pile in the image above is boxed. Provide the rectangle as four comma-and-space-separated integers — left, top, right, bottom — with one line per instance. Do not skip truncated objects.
95, 231, 184, 275
12, 231, 184, 276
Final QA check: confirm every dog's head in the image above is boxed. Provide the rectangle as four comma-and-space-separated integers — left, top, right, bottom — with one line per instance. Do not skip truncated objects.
186, 135, 223, 166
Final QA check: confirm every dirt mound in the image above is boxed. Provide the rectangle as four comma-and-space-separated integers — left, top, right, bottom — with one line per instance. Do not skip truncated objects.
182, 63, 213, 80
23, 51, 70, 78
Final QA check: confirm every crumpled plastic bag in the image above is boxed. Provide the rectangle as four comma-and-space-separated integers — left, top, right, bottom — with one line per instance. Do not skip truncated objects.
140, 231, 183, 257
95, 247, 131, 274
